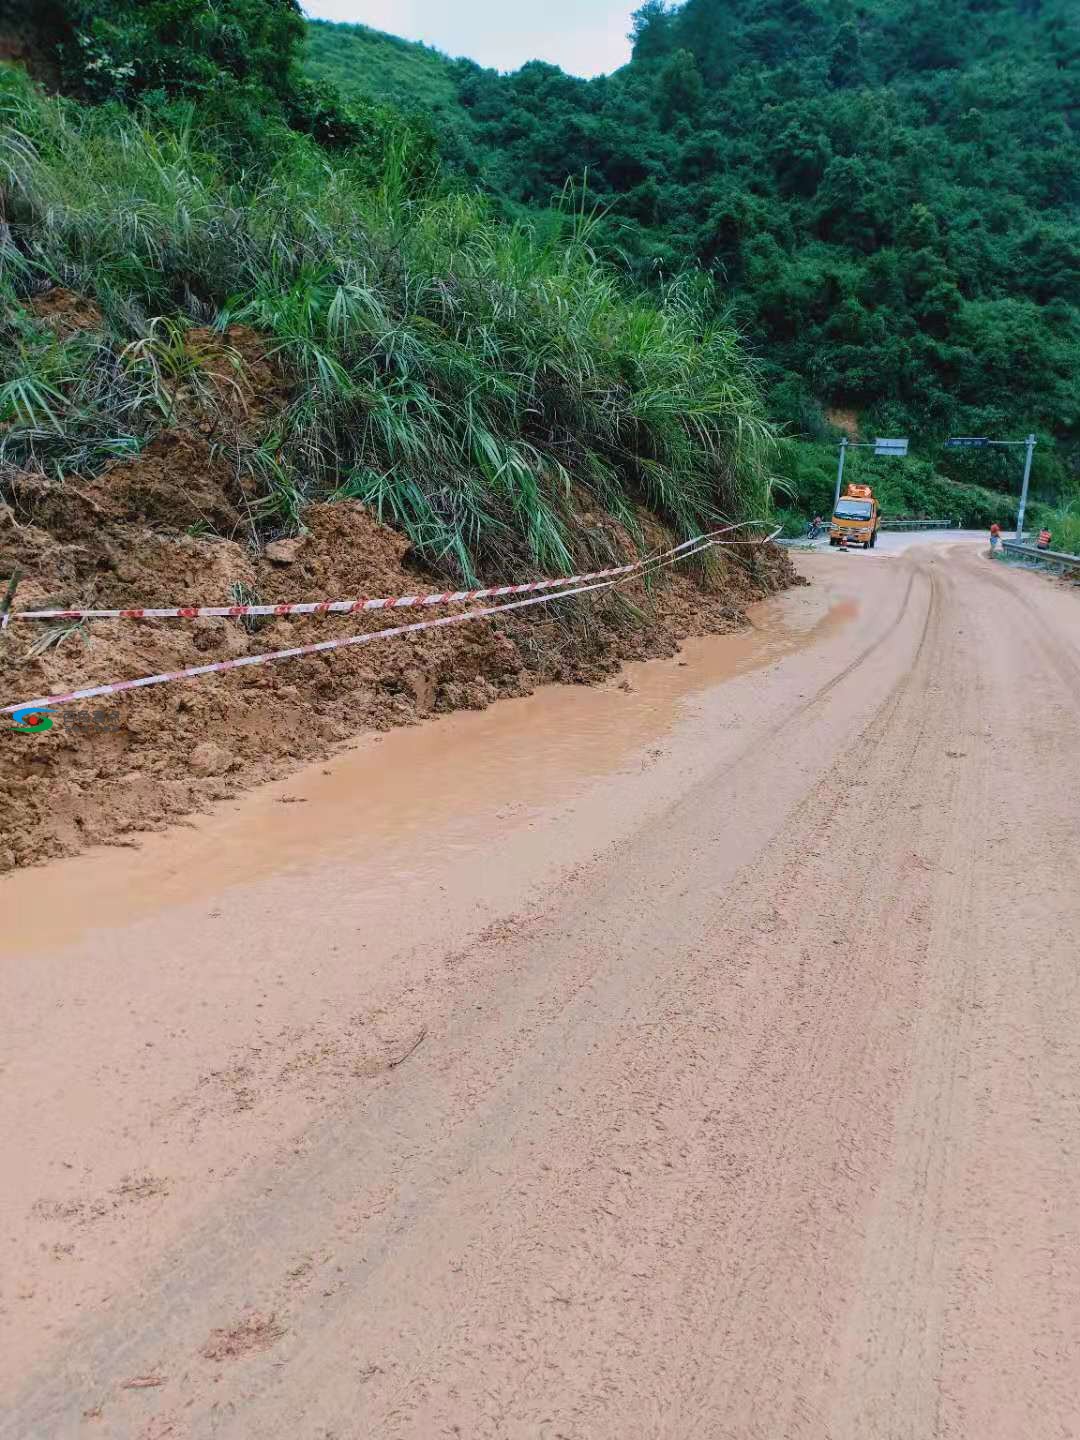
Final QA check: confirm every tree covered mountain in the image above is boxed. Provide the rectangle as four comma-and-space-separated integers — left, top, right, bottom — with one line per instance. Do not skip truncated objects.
307, 1, 1079, 495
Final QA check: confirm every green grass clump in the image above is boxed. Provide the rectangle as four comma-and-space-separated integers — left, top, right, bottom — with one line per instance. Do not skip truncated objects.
1039, 504, 1080, 555
0, 66, 777, 583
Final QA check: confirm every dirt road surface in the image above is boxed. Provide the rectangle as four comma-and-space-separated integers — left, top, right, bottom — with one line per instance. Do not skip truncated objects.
4, 539, 1079, 1439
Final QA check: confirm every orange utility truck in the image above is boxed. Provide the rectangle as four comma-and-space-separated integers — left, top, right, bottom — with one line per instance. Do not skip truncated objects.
829, 483, 881, 548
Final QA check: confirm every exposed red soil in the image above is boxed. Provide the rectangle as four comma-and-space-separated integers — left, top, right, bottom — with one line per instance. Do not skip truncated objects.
0, 302, 797, 872
825, 406, 861, 439
29, 286, 103, 338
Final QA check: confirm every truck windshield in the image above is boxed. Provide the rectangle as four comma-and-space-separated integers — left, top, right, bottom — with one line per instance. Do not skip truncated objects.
835, 500, 873, 520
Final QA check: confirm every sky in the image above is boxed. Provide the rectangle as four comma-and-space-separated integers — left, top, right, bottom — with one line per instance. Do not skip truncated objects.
301, 1, 637, 77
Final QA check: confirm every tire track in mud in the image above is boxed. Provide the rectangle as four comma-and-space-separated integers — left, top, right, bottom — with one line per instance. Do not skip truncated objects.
825, 557, 989, 1439
613, 558, 951, 1435
964, 549, 1080, 700
3, 537, 937, 1440
183, 550, 946, 1436
926, 551, 1080, 1440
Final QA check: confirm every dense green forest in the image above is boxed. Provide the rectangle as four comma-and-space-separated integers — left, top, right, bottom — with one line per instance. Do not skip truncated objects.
307, 0, 1080, 521
0, 1, 781, 581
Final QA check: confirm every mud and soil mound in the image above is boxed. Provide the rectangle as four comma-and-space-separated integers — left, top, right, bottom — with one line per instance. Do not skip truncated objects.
0, 301, 798, 872
29, 287, 103, 337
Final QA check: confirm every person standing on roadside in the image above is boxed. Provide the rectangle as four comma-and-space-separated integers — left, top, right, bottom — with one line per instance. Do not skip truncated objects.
990, 522, 1001, 551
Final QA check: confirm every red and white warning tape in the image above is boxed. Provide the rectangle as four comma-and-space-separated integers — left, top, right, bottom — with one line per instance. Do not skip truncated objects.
8, 524, 757, 623
2, 525, 780, 714
3, 578, 616, 715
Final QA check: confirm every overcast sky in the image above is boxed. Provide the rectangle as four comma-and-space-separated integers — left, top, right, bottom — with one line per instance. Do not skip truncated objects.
301, 1, 637, 76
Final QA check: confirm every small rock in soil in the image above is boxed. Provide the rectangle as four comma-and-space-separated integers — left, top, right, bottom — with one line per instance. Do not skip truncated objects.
190, 741, 234, 778
264, 538, 304, 566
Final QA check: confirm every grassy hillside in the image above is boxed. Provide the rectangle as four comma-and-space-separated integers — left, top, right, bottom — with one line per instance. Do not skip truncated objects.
306, 19, 463, 115
0, 61, 776, 583
302, 0, 1080, 515
305, 20, 476, 170
1039, 502, 1080, 554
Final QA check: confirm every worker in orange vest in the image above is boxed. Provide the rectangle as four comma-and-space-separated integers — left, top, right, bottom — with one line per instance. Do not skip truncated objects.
989, 522, 1001, 550
1038, 528, 1052, 550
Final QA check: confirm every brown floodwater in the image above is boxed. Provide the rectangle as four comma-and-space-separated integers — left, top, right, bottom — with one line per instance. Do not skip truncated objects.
1, 591, 857, 953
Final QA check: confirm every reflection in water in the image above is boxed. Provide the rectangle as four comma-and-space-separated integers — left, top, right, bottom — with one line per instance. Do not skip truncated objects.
1, 593, 857, 951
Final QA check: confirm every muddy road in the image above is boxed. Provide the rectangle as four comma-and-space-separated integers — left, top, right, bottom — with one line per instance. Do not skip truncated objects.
4, 540, 1079, 1439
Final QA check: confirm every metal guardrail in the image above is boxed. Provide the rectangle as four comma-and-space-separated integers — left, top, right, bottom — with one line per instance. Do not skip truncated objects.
785, 518, 953, 544
878, 518, 954, 531
1001, 540, 1080, 571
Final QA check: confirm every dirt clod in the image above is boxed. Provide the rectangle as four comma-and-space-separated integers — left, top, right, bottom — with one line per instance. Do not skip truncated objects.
29, 287, 103, 337
190, 742, 235, 779
264, 538, 304, 566
201, 1313, 285, 1363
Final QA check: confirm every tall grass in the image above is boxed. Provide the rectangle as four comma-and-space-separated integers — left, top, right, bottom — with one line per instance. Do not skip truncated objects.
0, 67, 777, 581
1044, 503, 1080, 555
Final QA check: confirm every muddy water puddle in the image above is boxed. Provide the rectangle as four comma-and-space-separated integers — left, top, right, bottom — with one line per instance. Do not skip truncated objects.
1, 589, 856, 951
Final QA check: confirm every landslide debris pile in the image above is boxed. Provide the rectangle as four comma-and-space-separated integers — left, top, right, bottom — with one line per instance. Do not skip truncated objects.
0, 300, 792, 869
0, 66, 793, 870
